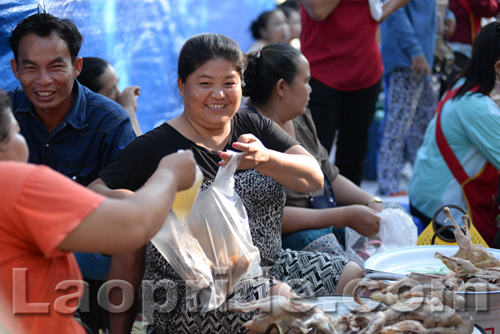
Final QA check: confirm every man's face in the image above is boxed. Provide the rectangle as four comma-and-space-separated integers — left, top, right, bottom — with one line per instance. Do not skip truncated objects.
10, 32, 82, 117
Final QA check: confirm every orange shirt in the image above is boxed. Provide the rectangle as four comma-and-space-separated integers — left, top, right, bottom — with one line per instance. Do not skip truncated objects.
0, 162, 105, 334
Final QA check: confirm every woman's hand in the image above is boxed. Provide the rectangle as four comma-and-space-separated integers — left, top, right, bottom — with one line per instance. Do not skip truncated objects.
116, 86, 140, 112
411, 55, 431, 78
343, 205, 381, 237
117, 85, 142, 135
218, 134, 270, 168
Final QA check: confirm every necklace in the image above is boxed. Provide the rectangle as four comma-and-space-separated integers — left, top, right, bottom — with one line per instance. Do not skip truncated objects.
182, 114, 231, 151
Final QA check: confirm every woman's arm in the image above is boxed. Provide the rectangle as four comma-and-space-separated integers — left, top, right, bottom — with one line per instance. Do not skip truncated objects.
116, 86, 142, 136
282, 205, 380, 236
300, 0, 341, 21
59, 151, 196, 254
281, 174, 383, 236
331, 174, 384, 212
88, 178, 134, 199
107, 247, 146, 334
220, 134, 323, 193
261, 145, 323, 193
86, 177, 145, 333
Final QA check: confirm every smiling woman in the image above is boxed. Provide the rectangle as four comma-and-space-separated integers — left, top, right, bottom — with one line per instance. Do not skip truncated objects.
241, 42, 383, 257
87, 32, 363, 334
176, 58, 241, 150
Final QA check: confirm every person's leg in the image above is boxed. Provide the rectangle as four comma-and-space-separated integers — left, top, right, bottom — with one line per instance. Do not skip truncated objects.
405, 79, 439, 164
308, 77, 343, 153
335, 80, 381, 186
377, 68, 422, 195
333, 261, 363, 295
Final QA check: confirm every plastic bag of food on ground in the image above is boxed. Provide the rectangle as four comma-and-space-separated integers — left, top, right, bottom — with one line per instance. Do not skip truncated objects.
345, 206, 418, 266
151, 152, 262, 312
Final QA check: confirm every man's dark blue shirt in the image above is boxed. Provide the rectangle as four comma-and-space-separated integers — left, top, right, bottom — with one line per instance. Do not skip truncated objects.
10, 81, 136, 187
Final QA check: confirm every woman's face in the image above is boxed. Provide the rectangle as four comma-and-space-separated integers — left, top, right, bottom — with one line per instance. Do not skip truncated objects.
260, 11, 290, 44
178, 58, 242, 130
287, 10, 302, 41
0, 110, 29, 163
285, 55, 312, 117
97, 65, 120, 101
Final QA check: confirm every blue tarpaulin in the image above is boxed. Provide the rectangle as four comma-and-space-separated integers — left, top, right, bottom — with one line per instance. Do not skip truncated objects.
0, 0, 275, 132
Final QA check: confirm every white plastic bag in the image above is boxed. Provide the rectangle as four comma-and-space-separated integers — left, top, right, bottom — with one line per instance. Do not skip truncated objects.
345, 207, 418, 266
151, 152, 262, 312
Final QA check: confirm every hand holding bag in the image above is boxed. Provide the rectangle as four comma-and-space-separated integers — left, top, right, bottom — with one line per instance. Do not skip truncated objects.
151, 152, 262, 312
345, 207, 418, 266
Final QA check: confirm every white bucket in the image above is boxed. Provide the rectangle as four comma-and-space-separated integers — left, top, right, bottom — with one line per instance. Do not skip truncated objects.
460, 291, 500, 333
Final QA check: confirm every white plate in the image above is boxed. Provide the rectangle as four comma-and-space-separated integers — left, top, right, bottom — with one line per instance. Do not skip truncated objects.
364, 245, 500, 276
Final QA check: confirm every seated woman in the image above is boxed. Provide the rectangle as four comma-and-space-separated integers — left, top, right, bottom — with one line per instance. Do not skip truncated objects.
88, 33, 363, 334
247, 8, 290, 53
78, 57, 142, 135
409, 21, 500, 248
242, 42, 383, 255
0, 89, 196, 334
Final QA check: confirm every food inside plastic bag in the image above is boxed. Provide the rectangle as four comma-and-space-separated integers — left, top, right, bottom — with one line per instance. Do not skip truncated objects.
345, 207, 418, 266
151, 152, 262, 312
171, 164, 203, 221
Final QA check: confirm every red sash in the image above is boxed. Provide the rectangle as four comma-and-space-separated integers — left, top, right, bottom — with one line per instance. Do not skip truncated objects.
435, 87, 500, 247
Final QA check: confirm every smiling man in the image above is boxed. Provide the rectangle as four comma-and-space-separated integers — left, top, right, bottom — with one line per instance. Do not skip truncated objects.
7, 11, 136, 334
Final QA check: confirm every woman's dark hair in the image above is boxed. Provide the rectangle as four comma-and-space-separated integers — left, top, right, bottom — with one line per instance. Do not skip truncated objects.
243, 42, 302, 104
78, 57, 110, 92
0, 90, 12, 144
454, 21, 500, 99
278, 0, 300, 12
178, 33, 246, 83
250, 10, 280, 40
8, 12, 83, 63
279, 6, 299, 20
